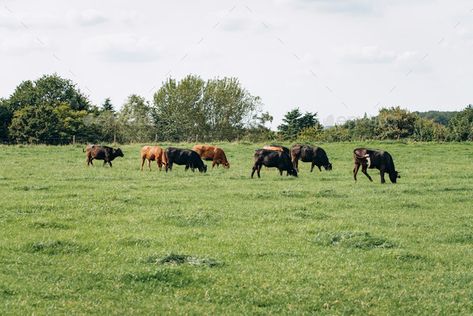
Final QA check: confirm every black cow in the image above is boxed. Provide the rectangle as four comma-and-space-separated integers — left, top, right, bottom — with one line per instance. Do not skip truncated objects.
165, 147, 207, 173
85, 144, 124, 167
353, 148, 400, 183
251, 149, 298, 178
291, 144, 332, 172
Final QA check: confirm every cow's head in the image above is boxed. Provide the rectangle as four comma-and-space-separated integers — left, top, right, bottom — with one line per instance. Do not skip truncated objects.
288, 167, 298, 177
324, 162, 332, 171
389, 171, 400, 183
201, 164, 208, 173
114, 148, 124, 157
223, 161, 230, 169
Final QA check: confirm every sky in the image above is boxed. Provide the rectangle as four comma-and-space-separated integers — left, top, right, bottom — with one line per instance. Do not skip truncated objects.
1, 0, 472, 127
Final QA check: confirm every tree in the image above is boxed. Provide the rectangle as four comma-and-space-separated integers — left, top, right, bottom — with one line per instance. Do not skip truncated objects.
118, 95, 154, 143
278, 108, 322, 140
448, 105, 473, 141
377, 107, 417, 139
243, 111, 275, 142
0, 99, 12, 141
8, 74, 90, 112
4, 74, 93, 144
9, 104, 60, 144
153, 75, 262, 141
101, 98, 114, 112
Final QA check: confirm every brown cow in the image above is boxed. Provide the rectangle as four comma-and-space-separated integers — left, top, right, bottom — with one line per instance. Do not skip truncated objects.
140, 145, 167, 171
85, 144, 124, 167
192, 144, 230, 168
262, 145, 290, 155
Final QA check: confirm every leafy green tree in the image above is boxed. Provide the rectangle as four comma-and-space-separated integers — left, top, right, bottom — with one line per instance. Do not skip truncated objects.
448, 105, 473, 141
5, 74, 92, 144
278, 108, 322, 140
377, 107, 417, 139
101, 98, 114, 112
243, 111, 275, 142
343, 113, 378, 140
153, 75, 261, 141
118, 94, 154, 143
0, 98, 12, 141
8, 74, 90, 112
9, 104, 60, 143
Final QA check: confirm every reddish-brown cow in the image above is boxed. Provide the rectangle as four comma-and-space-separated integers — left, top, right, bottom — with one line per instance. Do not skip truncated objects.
192, 145, 230, 168
140, 145, 167, 171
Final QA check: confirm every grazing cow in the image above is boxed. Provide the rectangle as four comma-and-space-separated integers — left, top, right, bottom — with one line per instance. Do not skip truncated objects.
140, 145, 167, 171
192, 144, 230, 168
165, 147, 207, 173
353, 148, 400, 183
85, 144, 124, 167
263, 144, 290, 155
291, 144, 332, 172
251, 149, 298, 178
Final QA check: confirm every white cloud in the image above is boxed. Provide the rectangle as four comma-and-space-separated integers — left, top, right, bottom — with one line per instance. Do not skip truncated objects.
83, 33, 160, 62
0, 33, 48, 55
69, 9, 108, 27
342, 46, 398, 63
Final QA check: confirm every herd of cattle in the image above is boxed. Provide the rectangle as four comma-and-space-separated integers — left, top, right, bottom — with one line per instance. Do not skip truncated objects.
85, 143, 400, 183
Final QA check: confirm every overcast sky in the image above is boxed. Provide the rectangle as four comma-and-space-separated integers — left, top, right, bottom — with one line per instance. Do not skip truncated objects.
1, 0, 472, 127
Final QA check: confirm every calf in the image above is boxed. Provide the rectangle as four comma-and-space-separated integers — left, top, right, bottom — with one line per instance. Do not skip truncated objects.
192, 144, 230, 168
165, 147, 207, 173
251, 149, 297, 178
85, 144, 124, 167
140, 145, 167, 171
353, 148, 400, 183
291, 144, 332, 172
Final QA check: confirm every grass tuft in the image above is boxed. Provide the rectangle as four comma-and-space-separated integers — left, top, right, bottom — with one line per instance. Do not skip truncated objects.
25, 240, 88, 255
314, 231, 397, 249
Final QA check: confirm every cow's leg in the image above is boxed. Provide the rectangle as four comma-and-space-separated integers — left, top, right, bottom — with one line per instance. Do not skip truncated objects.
380, 168, 386, 184
361, 164, 372, 182
353, 163, 360, 181
279, 168, 283, 176
251, 164, 257, 178
148, 160, 152, 171
103, 161, 107, 167
141, 158, 145, 171
310, 162, 315, 172
109, 161, 113, 167
157, 160, 162, 171
257, 165, 262, 178
212, 160, 216, 168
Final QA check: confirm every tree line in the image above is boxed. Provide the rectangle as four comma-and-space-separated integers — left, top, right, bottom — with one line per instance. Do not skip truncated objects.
0, 74, 472, 144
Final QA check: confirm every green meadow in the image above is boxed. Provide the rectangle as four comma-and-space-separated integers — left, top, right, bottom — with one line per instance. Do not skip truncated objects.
0, 142, 472, 314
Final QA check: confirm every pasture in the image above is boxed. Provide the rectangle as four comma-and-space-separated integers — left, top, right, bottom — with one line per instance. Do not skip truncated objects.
0, 142, 472, 314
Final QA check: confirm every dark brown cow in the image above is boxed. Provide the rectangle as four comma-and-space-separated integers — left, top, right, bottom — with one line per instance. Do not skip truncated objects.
192, 144, 230, 168
353, 148, 400, 183
291, 144, 332, 172
140, 145, 167, 171
85, 144, 124, 167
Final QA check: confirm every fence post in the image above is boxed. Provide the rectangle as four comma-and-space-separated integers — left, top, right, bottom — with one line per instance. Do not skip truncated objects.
155, 133, 158, 143
113, 133, 116, 144
72, 135, 76, 145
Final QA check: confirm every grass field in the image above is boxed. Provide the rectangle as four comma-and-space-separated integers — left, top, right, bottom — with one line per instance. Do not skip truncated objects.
0, 142, 472, 314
